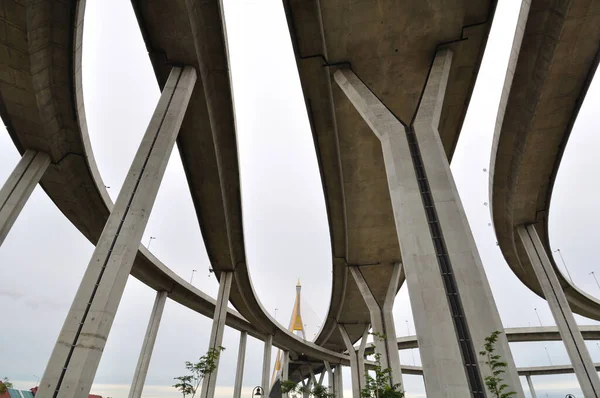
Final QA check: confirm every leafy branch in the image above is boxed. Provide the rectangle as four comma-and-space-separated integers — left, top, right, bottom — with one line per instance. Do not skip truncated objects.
281, 379, 333, 398
479, 331, 516, 398
174, 346, 225, 398
0, 377, 13, 393
361, 332, 404, 398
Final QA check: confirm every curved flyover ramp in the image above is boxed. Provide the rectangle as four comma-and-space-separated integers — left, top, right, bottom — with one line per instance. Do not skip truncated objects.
0, 0, 350, 377
490, 0, 600, 320
283, 0, 498, 351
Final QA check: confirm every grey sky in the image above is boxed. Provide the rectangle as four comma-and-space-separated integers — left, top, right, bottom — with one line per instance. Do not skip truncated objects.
1, 0, 599, 397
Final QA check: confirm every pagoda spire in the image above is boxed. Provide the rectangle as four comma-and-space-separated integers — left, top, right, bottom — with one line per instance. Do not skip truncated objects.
271, 280, 307, 386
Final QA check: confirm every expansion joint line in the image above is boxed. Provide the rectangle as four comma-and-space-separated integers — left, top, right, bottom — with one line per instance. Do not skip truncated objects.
526, 226, 599, 397
53, 68, 184, 397
404, 124, 485, 397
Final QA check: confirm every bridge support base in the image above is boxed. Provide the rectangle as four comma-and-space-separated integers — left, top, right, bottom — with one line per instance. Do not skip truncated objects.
0, 150, 50, 247
37, 66, 196, 398
349, 263, 403, 388
333, 48, 523, 397
519, 224, 600, 397
233, 331, 247, 398
128, 290, 168, 398
333, 364, 343, 398
338, 325, 367, 398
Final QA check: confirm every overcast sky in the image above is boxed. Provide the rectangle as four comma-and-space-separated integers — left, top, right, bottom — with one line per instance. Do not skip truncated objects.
1, 0, 600, 397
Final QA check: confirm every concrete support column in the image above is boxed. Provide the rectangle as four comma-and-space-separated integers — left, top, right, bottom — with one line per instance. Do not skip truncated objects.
333, 364, 343, 398
349, 263, 403, 387
0, 150, 50, 247
199, 271, 234, 398
338, 325, 367, 398
233, 331, 247, 398
334, 49, 523, 398
526, 375, 537, 398
519, 224, 600, 396
38, 66, 196, 398
323, 361, 333, 394
281, 351, 290, 398
262, 334, 273, 394
128, 290, 168, 398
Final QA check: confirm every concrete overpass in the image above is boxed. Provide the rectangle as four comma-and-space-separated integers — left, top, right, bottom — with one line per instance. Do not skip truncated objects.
2, 1, 600, 398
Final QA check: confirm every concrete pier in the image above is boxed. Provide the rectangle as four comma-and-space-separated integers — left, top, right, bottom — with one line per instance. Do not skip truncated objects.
281, 351, 289, 398
519, 224, 600, 397
128, 291, 168, 398
334, 48, 523, 397
262, 334, 273, 394
233, 331, 247, 398
37, 66, 196, 398
338, 325, 367, 397
334, 364, 343, 398
0, 150, 50, 247
349, 263, 403, 387
199, 271, 234, 398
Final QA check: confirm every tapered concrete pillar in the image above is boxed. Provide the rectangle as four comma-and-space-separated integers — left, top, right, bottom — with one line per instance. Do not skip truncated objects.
519, 224, 600, 396
349, 263, 403, 387
262, 334, 273, 394
199, 271, 234, 398
338, 325, 367, 398
526, 375, 537, 398
233, 331, 247, 398
334, 49, 523, 398
0, 150, 50, 247
281, 351, 290, 398
128, 290, 168, 398
37, 66, 196, 398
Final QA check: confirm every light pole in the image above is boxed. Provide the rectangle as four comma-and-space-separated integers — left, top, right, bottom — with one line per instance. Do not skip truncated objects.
590, 271, 600, 293
534, 308, 543, 327
553, 249, 573, 283
148, 236, 156, 250
406, 320, 416, 366
190, 269, 197, 284
252, 386, 264, 396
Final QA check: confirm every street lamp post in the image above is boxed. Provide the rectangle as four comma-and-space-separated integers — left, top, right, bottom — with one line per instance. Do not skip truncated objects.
148, 236, 156, 250
252, 386, 264, 397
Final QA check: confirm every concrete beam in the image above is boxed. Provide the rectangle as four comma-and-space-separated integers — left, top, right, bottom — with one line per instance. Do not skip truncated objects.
199, 271, 234, 398
233, 331, 247, 398
37, 66, 196, 398
349, 263, 403, 387
338, 325, 367, 397
262, 334, 273, 394
0, 150, 50, 247
519, 224, 600, 397
128, 290, 168, 398
334, 48, 523, 397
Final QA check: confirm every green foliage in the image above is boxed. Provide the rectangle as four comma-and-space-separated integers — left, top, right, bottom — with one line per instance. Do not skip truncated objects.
173, 346, 225, 397
280, 379, 333, 398
281, 380, 299, 394
0, 377, 13, 393
479, 331, 516, 398
360, 353, 404, 398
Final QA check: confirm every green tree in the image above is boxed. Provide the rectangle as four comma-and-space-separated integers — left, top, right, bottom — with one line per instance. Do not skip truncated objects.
479, 331, 516, 398
280, 378, 333, 398
360, 352, 404, 398
0, 377, 13, 393
361, 332, 404, 398
173, 346, 225, 397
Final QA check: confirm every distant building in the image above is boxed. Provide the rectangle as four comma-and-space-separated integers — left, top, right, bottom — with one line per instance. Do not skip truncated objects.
0, 383, 102, 398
